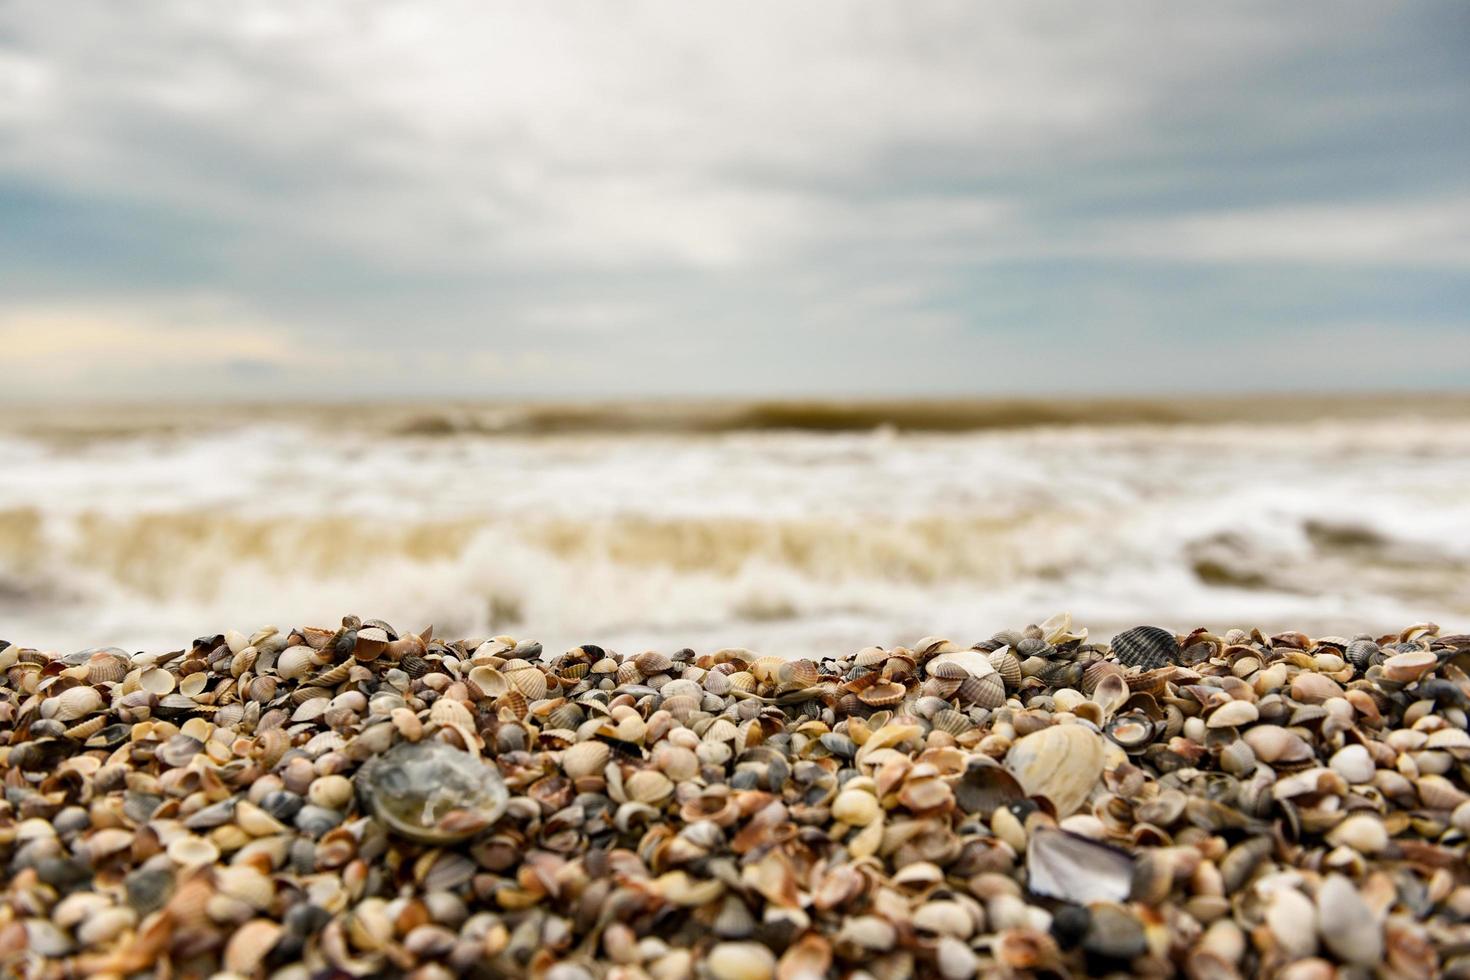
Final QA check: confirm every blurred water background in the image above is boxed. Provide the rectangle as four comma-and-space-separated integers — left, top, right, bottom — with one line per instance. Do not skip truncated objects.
3, 397, 1467, 655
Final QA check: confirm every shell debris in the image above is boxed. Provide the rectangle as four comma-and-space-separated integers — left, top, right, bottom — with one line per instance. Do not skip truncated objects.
0, 616, 1468, 976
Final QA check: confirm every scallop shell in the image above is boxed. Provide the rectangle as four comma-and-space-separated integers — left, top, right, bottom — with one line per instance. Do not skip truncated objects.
310, 661, 354, 688
1111, 626, 1178, 671
929, 661, 970, 681
276, 646, 317, 681
63, 715, 106, 741
1004, 724, 1107, 816
859, 680, 907, 707
625, 769, 675, 805
615, 662, 643, 686
854, 646, 890, 668
728, 672, 758, 694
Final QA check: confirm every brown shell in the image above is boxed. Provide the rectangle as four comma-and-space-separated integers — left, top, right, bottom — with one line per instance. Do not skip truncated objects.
858, 680, 907, 707
956, 672, 1006, 709
634, 651, 674, 676
987, 650, 1024, 689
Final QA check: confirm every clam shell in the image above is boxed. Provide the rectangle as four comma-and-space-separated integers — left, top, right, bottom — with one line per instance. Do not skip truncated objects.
355, 740, 508, 844
1111, 626, 1178, 671
1004, 724, 1106, 816
509, 668, 548, 700
634, 651, 673, 676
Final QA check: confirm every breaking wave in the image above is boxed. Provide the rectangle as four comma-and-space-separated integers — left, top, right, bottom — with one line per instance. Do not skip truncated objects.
2, 405, 1468, 654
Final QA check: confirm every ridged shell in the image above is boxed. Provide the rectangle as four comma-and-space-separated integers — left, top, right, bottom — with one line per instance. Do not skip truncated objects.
562, 740, 610, 780
854, 646, 890, 668
63, 715, 106, 741
178, 672, 209, 698
625, 769, 675, 805
85, 654, 129, 685
921, 676, 962, 699
310, 661, 354, 688
931, 709, 975, 736
703, 670, 732, 696
778, 659, 820, 690
635, 651, 673, 676
547, 703, 584, 730
50, 686, 105, 722
956, 672, 1006, 708
276, 646, 316, 680
926, 651, 999, 680
1111, 626, 1178, 671
728, 672, 758, 694
615, 662, 643, 686
1004, 724, 1106, 816
987, 650, 1023, 689
1080, 660, 1124, 696
858, 680, 907, 707
929, 661, 970, 681
509, 668, 548, 700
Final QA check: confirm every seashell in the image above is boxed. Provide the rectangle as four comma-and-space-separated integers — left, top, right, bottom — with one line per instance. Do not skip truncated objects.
561, 740, 610, 780
1206, 700, 1259, 728
275, 645, 317, 680
62, 715, 106, 741
224, 919, 283, 975
1004, 724, 1106, 816
1110, 626, 1177, 671
167, 834, 221, 868
988, 649, 1024, 689
1080, 660, 1123, 696
1381, 650, 1436, 684
1317, 874, 1383, 966
508, 668, 548, 700
625, 769, 675, 805
178, 671, 208, 698
85, 653, 129, 685
1416, 774, 1470, 810
930, 709, 975, 736
956, 672, 1006, 709
49, 685, 105, 722
832, 787, 881, 826
634, 651, 673, 676
356, 740, 507, 843
138, 666, 176, 696
706, 942, 776, 980
858, 680, 907, 707
1105, 712, 1156, 751
1026, 827, 1133, 904
854, 646, 890, 668
927, 650, 999, 679
777, 659, 819, 690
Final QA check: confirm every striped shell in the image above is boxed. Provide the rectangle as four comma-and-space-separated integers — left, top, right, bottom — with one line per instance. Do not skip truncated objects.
276, 646, 317, 681
85, 653, 129, 685
615, 662, 643, 686
777, 659, 819, 690
1111, 626, 1178, 671
958, 672, 1007, 709
930, 709, 975, 736
987, 650, 1023, 689
310, 661, 354, 688
703, 670, 732, 696
921, 676, 962, 699
509, 668, 549, 701
929, 661, 970, 681
634, 651, 674, 676
1080, 660, 1124, 696
854, 646, 890, 668
727, 672, 758, 694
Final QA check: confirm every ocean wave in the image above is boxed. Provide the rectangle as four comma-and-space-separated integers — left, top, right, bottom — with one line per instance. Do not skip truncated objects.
2, 414, 1468, 652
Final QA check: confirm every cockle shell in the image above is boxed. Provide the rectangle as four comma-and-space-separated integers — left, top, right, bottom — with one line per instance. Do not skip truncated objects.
1111, 626, 1177, 671
1004, 724, 1106, 816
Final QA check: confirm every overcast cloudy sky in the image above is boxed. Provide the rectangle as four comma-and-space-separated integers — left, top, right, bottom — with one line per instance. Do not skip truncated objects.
2, 1, 1468, 400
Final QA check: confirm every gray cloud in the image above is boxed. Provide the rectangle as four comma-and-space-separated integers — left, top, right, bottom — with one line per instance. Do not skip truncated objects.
1, 1, 1467, 398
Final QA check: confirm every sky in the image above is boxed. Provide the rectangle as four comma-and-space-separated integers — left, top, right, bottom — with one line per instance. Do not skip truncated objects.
2, 1, 1468, 400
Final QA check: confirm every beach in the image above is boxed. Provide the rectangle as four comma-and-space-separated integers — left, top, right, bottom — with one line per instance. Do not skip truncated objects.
1, 616, 1467, 977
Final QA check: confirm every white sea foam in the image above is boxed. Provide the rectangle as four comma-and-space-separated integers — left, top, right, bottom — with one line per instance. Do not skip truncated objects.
1, 415, 1467, 653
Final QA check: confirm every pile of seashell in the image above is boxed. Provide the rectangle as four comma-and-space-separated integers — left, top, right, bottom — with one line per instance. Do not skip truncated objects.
2, 615, 1469, 979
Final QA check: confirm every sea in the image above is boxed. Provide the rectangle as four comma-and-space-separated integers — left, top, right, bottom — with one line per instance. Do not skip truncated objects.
2, 397, 1468, 656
